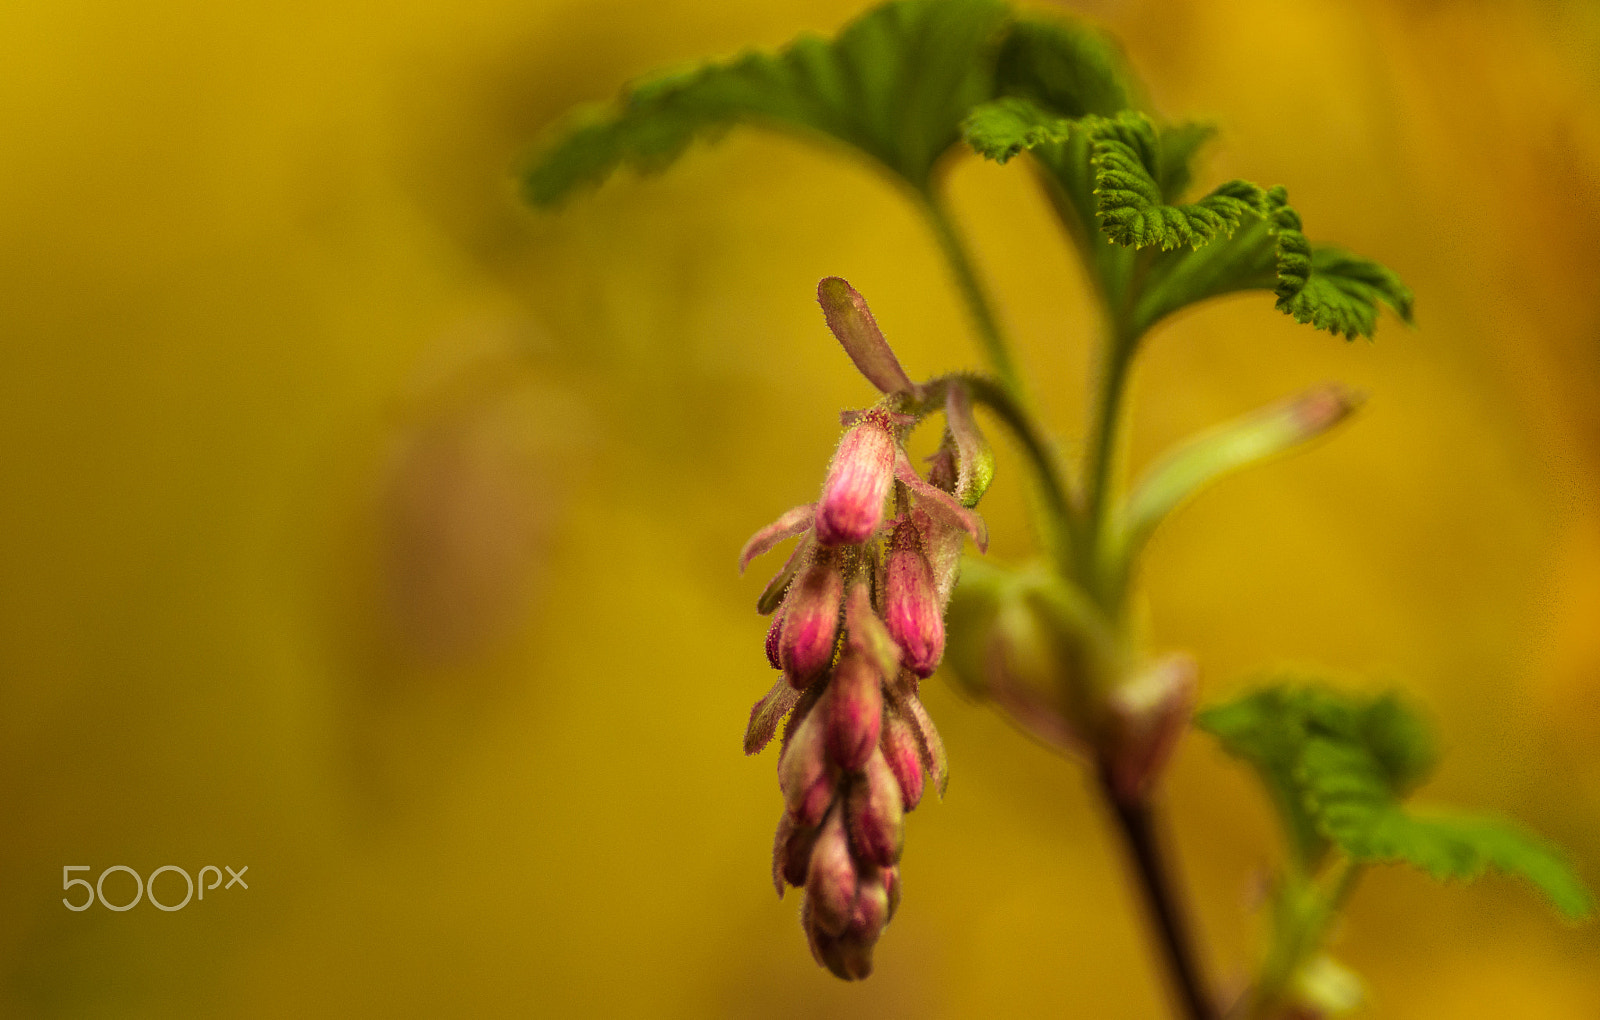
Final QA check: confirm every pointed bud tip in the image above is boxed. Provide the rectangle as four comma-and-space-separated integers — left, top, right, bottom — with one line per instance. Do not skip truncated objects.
816, 277, 919, 398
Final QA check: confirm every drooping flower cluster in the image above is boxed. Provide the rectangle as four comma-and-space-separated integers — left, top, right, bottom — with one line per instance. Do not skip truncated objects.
739, 279, 992, 980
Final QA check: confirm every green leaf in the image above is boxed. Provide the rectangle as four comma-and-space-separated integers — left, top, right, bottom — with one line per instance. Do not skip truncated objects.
1276, 246, 1416, 340
1195, 685, 1333, 866
1119, 383, 1363, 569
1198, 682, 1594, 919
1089, 112, 1267, 250
1131, 187, 1413, 340
521, 0, 1011, 206
990, 16, 1139, 118
960, 96, 1076, 165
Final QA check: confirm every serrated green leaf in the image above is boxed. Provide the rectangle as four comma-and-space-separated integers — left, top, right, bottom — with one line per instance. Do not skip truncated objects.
521, 0, 1011, 205
1089, 112, 1267, 251
1199, 681, 1593, 919
991, 16, 1139, 118
1131, 187, 1412, 341
960, 96, 1076, 164
1195, 685, 1331, 866
1275, 246, 1416, 340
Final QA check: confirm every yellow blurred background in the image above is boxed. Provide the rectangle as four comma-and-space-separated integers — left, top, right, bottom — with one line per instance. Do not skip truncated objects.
1, 0, 1598, 1015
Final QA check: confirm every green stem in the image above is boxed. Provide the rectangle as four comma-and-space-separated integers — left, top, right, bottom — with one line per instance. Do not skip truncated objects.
1080, 317, 1140, 607
1237, 859, 1364, 1020
920, 192, 1026, 404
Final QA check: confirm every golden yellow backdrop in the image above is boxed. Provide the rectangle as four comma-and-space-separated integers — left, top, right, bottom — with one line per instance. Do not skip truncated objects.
1, 0, 1597, 1015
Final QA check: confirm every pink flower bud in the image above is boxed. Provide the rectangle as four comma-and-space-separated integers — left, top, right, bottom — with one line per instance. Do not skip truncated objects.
879, 707, 926, 810
779, 550, 844, 689
815, 415, 897, 546
803, 897, 876, 981
884, 518, 945, 678
848, 867, 891, 939
806, 810, 858, 937
846, 749, 904, 867
772, 809, 820, 896
881, 865, 901, 922
778, 692, 833, 827
826, 650, 883, 772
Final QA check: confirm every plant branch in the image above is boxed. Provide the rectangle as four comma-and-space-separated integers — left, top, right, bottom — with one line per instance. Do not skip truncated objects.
1098, 764, 1219, 1020
920, 192, 1026, 404
1080, 318, 1139, 605
1234, 858, 1364, 1020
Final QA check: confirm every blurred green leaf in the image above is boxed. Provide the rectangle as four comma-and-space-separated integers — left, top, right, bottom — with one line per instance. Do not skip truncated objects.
521, 0, 1010, 204
990, 15, 1139, 119
1118, 383, 1362, 569
1198, 682, 1593, 919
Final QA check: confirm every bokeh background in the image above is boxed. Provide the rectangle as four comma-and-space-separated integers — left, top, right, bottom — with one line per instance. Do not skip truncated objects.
2, 0, 1598, 1015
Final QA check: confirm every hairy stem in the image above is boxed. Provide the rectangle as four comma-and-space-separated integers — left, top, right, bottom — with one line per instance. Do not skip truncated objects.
920, 193, 1026, 404
1099, 764, 1219, 1020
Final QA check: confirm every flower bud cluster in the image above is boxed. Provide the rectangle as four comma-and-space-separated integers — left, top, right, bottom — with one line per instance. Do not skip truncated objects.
738, 278, 992, 979
740, 401, 986, 980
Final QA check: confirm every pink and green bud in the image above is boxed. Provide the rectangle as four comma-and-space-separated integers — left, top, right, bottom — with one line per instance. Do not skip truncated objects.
815, 415, 897, 546
779, 549, 844, 689
886, 685, 949, 799
804, 898, 877, 982
826, 649, 884, 772
816, 277, 920, 398
806, 810, 858, 937
884, 517, 944, 678
879, 706, 926, 810
779, 692, 833, 827
844, 574, 900, 681
894, 448, 987, 550
846, 749, 905, 867
881, 865, 901, 922
848, 867, 891, 938
772, 809, 821, 896
942, 381, 995, 508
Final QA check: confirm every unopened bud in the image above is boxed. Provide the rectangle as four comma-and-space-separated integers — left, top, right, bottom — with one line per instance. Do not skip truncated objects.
848, 867, 891, 939
884, 518, 945, 677
772, 809, 821, 896
780, 550, 844, 689
882, 865, 901, 922
879, 706, 926, 810
816, 415, 897, 546
844, 574, 899, 680
779, 692, 833, 827
1106, 653, 1198, 803
847, 750, 904, 867
943, 381, 995, 508
816, 277, 919, 398
806, 810, 858, 937
804, 898, 877, 981
826, 650, 884, 772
